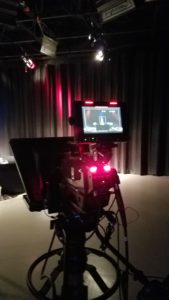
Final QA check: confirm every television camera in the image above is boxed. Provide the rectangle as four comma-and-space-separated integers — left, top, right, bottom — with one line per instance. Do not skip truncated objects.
10, 100, 169, 300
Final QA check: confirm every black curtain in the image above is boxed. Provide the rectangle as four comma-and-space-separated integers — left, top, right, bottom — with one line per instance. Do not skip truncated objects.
0, 47, 169, 175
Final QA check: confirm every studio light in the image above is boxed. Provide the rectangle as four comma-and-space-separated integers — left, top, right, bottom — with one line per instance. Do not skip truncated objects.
88, 33, 97, 46
88, 27, 106, 62
21, 55, 35, 70
95, 48, 104, 62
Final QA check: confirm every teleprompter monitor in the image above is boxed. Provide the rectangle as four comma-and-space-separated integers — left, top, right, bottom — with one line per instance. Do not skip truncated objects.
82, 106, 123, 133
10, 137, 74, 212
74, 101, 128, 142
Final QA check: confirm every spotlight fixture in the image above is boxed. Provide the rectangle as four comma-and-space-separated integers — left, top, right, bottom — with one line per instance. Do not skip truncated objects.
19, 0, 31, 14
88, 19, 107, 62
88, 32, 98, 46
88, 30, 104, 47
21, 55, 35, 70
95, 48, 104, 62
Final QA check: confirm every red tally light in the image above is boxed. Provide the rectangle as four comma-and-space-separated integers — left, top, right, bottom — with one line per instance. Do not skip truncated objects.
84, 100, 94, 105
103, 165, 111, 172
89, 166, 97, 173
109, 100, 118, 106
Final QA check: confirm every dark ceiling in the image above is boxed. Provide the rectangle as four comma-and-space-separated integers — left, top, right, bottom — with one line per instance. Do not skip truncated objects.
0, 0, 168, 63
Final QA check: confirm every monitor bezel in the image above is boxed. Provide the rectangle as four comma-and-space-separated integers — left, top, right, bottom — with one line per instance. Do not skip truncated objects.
74, 101, 128, 143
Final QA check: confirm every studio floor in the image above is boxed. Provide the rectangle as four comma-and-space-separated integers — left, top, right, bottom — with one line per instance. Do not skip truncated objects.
0, 174, 169, 300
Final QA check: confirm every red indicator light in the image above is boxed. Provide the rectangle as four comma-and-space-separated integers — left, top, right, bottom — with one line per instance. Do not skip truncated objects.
103, 165, 111, 172
89, 166, 97, 173
109, 100, 118, 106
30, 62, 36, 69
84, 100, 94, 105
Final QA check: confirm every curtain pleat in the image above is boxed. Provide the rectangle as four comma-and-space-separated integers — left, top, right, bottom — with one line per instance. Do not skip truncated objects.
0, 49, 168, 175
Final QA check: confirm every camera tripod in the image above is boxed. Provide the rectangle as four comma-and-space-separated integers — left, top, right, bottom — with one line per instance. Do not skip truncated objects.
26, 169, 148, 300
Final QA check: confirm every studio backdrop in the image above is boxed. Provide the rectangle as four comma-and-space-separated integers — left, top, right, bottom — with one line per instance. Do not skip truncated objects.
0, 48, 168, 175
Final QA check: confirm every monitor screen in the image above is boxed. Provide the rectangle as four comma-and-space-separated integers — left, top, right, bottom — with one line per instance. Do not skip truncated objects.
82, 106, 123, 134
72, 101, 128, 142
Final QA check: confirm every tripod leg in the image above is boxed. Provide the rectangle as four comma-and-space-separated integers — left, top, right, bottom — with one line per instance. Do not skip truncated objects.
95, 227, 148, 286
114, 182, 129, 299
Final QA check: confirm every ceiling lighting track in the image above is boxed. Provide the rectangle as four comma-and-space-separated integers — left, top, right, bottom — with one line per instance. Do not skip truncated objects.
0, 41, 152, 61
0, 28, 157, 46
16, 12, 100, 24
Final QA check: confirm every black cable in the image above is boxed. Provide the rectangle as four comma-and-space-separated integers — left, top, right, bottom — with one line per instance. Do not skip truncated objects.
116, 206, 140, 226
85, 229, 95, 241
40, 229, 56, 278
95, 227, 148, 286
115, 213, 122, 300
126, 206, 140, 224
99, 195, 116, 222
107, 194, 116, 211
40, 274, 57, 300
98, 222, 106, 235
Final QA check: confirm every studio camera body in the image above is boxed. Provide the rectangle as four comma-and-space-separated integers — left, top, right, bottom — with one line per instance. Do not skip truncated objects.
10, 99, 128, 221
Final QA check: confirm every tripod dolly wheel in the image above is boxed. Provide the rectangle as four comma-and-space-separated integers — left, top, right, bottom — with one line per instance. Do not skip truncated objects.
27, 247, 120, 300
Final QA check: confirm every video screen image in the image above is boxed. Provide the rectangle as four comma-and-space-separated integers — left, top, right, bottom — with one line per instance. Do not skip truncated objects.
82, 106, 123, 134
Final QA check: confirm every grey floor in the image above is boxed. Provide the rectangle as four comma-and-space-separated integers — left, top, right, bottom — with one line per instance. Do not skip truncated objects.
0, 174, 169, 300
